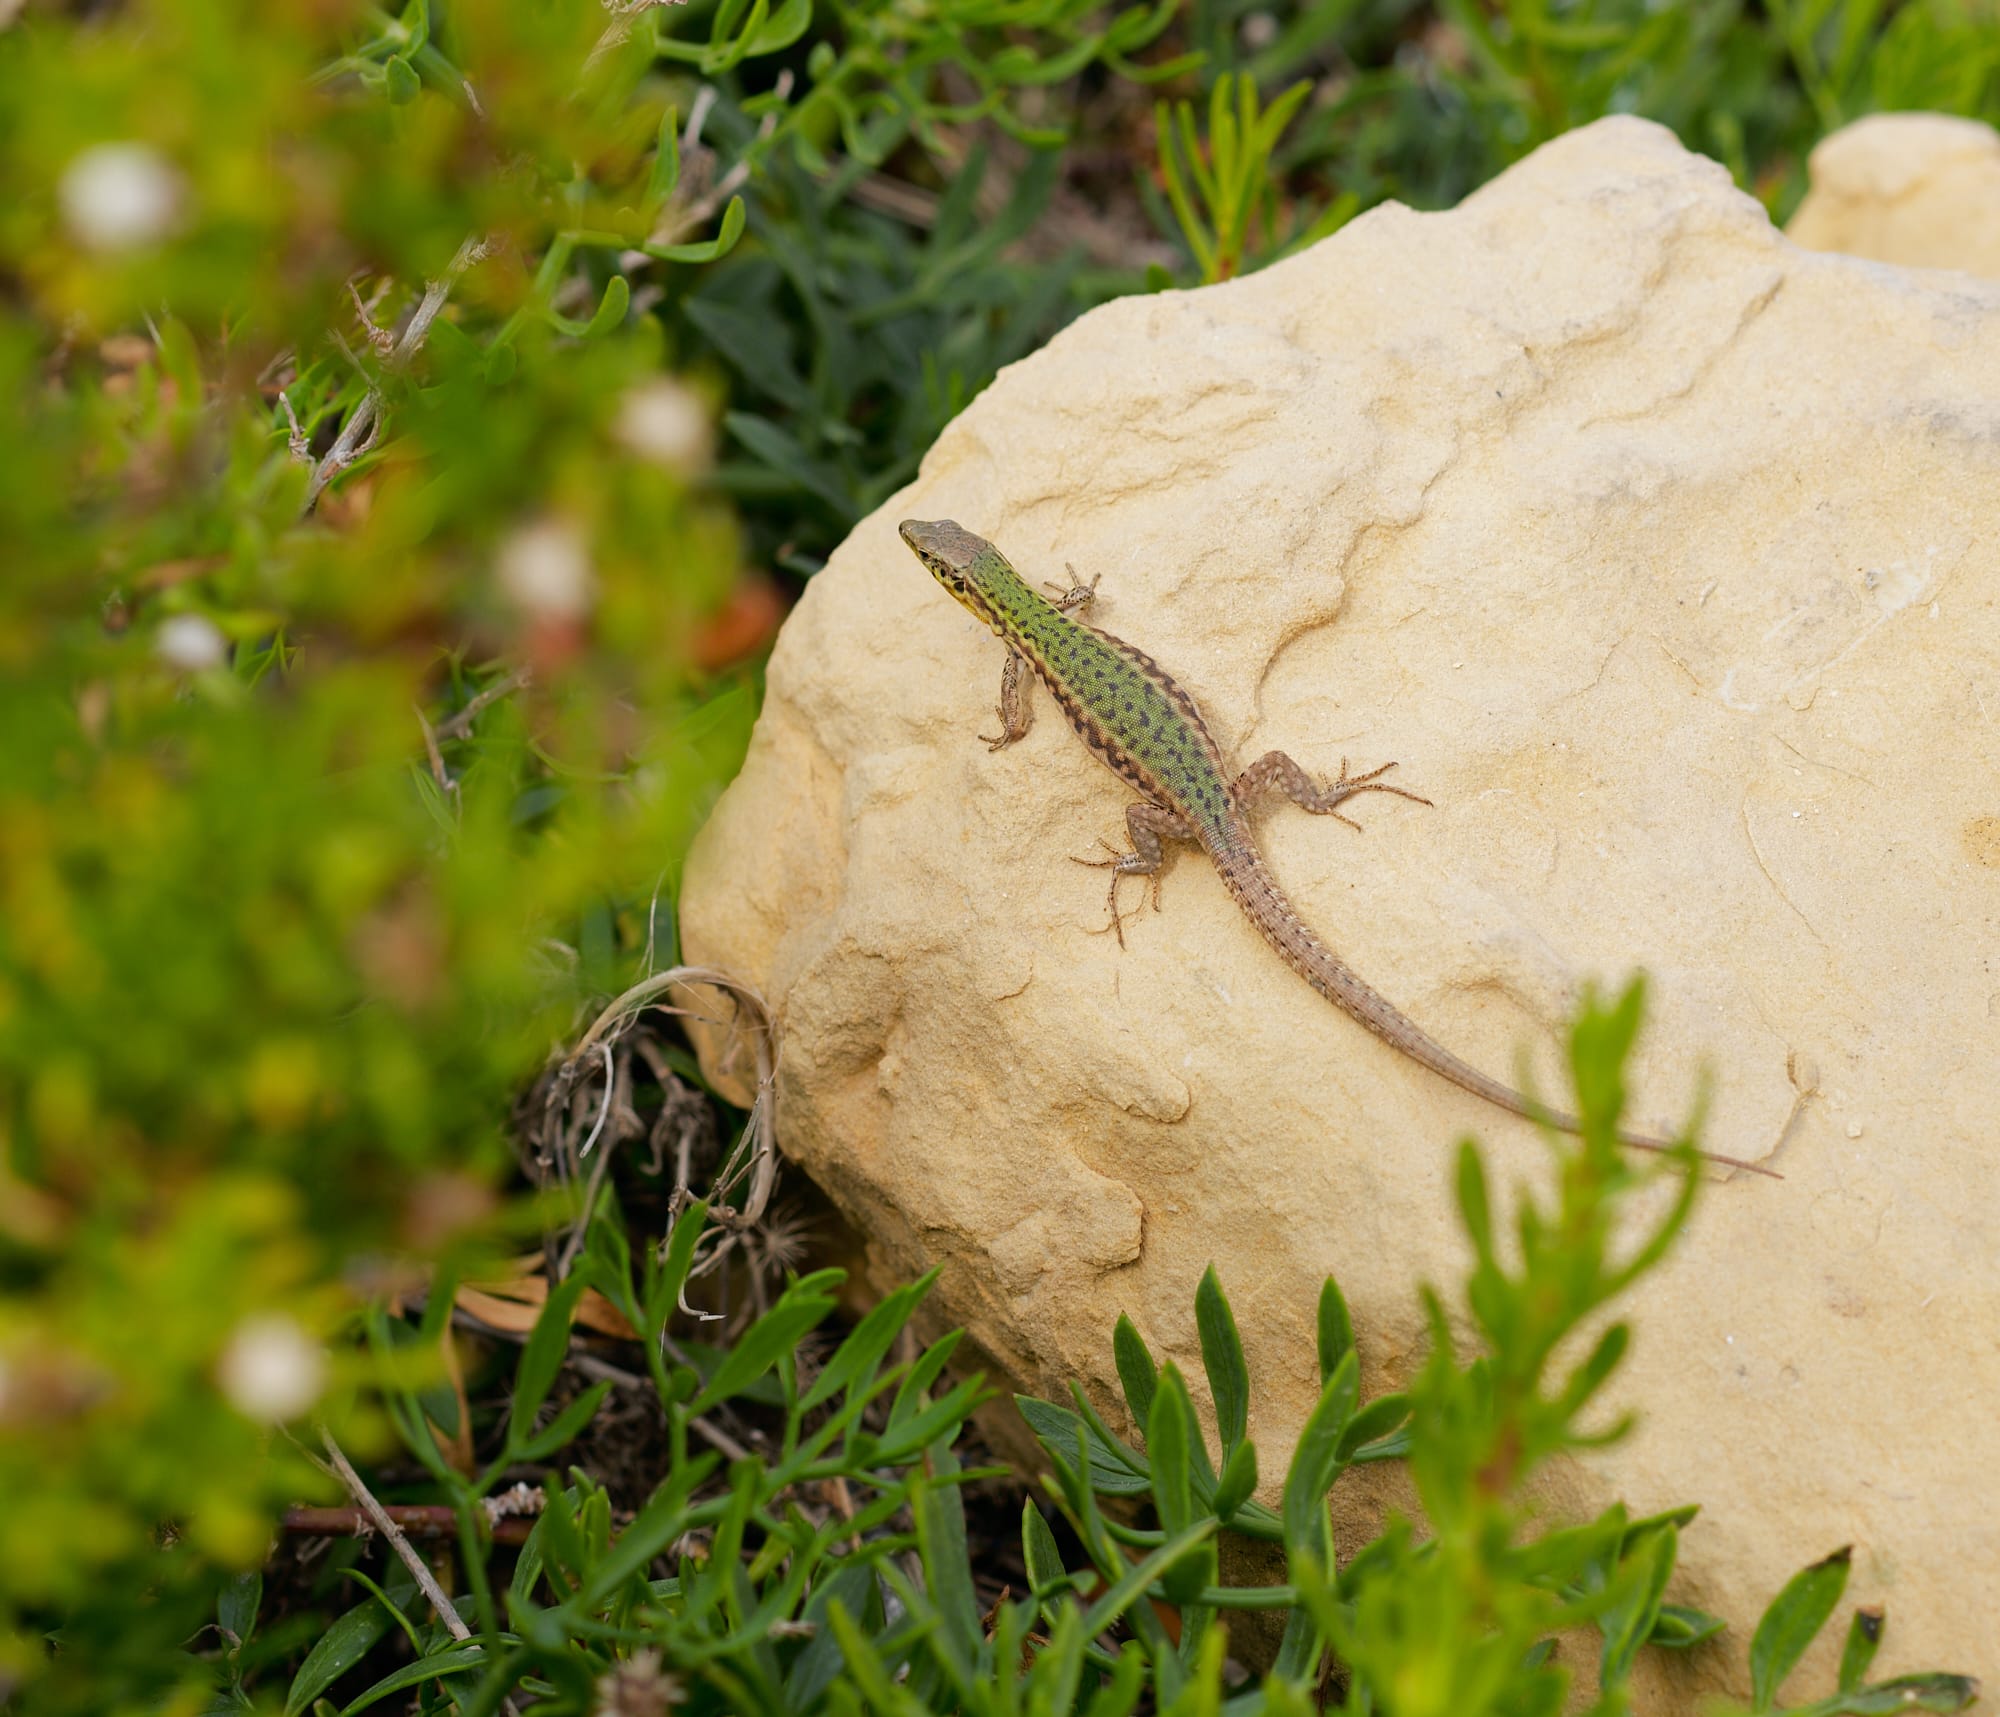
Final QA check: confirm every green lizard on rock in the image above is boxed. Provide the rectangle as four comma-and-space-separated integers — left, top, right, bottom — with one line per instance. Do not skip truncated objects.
898, 518, 1777, 1179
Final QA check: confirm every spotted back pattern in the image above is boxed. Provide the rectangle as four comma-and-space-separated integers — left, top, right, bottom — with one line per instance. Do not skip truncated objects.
899, 518, 1241, 849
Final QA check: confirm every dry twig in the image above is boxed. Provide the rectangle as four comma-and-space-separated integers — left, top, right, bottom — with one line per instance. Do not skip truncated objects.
302, 234, 494, 514
318, 1429, 474, 1643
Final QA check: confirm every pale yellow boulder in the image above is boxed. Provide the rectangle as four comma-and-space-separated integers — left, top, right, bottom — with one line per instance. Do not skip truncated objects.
684, 116, 2000, 1696
1788, 111, 2000, 277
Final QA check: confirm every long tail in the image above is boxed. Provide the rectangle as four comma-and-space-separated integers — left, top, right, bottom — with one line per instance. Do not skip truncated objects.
1209, 837, 1780, 1179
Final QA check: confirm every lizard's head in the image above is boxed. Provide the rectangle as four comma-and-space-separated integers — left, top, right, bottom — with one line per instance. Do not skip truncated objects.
898, 519, 1009, 622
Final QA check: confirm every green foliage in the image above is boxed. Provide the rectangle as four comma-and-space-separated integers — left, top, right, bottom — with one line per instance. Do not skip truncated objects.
686, 139, 1094, 569
8, 0, 2000, 1704
1183, 0, 2000, 222
1727, 1548, 1979, 1717
1014, 984, 1977, 1715
205, 1202, 1006, 1715
1155, 73, 1355, 282
0, 0, 755, 1701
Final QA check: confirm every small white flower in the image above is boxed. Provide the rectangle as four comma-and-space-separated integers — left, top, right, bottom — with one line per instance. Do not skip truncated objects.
155, 614, 227, 671
614, 380, 711, 473
60, 144, 184, 252
218, 1315, 327, 1424
497, 519, 594, 619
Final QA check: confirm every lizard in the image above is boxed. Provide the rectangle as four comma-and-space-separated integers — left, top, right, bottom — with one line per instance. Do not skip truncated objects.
898, 517, 1778, 1179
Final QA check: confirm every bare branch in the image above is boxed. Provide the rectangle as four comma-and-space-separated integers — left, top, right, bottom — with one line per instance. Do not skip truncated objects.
433, 667, 531, 742
318, 1429, 475, 1643
277, 391, 312, 465
302, 234, 494, 515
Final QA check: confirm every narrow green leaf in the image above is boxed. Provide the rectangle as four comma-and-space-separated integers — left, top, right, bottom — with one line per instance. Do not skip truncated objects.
646, 194, 747, 265
1337, 1392, 1410, 1462
682, 295, 809, 412
1270, 1598, 1326, 1685
515, 1378, 611, 1462
535, 1482, 588, 1590
1281, 1350, 1357, 1565
1838, 1606, 1885, 1691
888, 1328, 964, 1426
1015, 1395, 1150, 1495
1078, 1520, 1217, 1641
1081, 1644, 1147, 1717
336, 1644, 487, 1715
1598, 1524, 1677, 1688
745, 0, 811, 55
507, 1273, 587, 1453
1112, 1314, 1158, 1435
1194, 1265, 1249, 1457
1797, 1676, 1982, 1716
1649, 1601, 1728, 1648
507, 1513, 548, 1609
1457, 1140, 1495, 1263
646, 105, 681, 207
800, 1267, 936, 1412
1316, 1277, 1354, 1387
1210, 1437, 1258, 1523
722, 408, 855, 518
1148, 1367, 1216, 1605
871, 1374, 986, 1464
285, 1596, 395, 1715
1148, 1365, 1196, 1536
786, 1565, 878, 1708
1022, 1500, 1066, 1595
1558, 1320, 1631, 1419
217, 1570, 260, 1648
687, 1287, 835, 1415
1751, 1547, 1852, 1709
582, 274, 629, 338
383, 54, 420, 103
645, 1198, 707, 1340
914, 1434, 981, 1680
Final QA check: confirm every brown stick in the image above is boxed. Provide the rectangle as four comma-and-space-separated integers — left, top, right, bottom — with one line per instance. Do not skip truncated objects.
283, 1504, 538, 1545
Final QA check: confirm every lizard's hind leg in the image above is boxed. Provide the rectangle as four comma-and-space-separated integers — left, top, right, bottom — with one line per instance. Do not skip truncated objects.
1043, 564, 1102, 614
1233, 752, 1432, 830
1072, 801, 1196, 947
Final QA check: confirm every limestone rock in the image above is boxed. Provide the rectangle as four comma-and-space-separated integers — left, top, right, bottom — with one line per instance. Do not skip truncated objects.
1788, 111, 2000, 278
682, 116, 2000, 1694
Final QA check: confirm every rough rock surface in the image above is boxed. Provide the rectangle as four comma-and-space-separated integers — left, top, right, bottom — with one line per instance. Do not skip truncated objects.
682, 117, 2000, 1693
1788, 111, 2000, 278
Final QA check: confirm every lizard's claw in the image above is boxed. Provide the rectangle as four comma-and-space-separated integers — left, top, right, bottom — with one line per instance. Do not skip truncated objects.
1329, 756, 1433, 810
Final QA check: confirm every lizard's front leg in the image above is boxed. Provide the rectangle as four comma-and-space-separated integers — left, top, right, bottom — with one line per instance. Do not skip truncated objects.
1232, 752, 1432, 830
1072, 801, 1197, 947
981, 650, 1034, 750
980, 568, 1101, 750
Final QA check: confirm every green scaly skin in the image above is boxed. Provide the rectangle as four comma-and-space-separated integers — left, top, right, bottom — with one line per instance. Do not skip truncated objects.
899, 518, 1778, 1179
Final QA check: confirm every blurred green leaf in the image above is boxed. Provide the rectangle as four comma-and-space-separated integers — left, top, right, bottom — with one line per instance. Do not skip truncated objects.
1753, 1548, 1852, 1709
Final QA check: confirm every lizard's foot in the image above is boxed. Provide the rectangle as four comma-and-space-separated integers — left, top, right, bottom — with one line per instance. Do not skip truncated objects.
1325, 756, 1433, 812
1071, 840, 1157, 947
1235, 749, 1433, 826
1042, 563, 1102, 615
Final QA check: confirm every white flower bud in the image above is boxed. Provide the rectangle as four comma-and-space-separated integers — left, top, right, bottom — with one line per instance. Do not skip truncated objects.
60, 144, 184, 252
218, 1315, 327, 1424
614, 380, 712, 473
155, 614, 227, 671
497, 519, 594, 619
